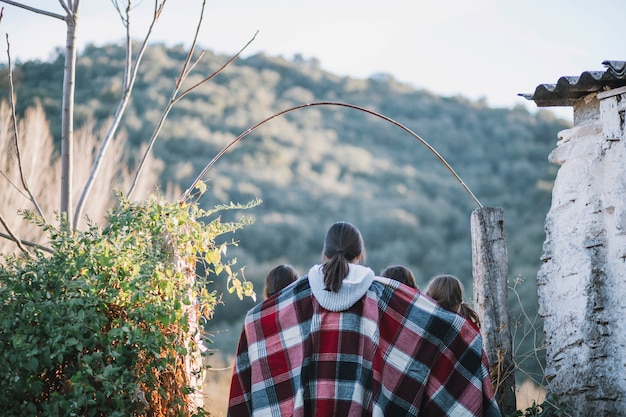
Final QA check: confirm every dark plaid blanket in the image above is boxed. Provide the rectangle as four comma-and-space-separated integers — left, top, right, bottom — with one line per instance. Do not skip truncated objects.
228, 276, 501, 416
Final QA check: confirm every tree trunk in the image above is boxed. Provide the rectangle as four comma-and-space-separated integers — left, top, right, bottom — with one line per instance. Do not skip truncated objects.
471, 206, 516, 414
60, 4, 79, 220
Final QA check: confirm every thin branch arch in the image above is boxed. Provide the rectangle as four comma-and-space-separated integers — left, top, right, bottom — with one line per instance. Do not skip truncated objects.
181, 101, 483, 208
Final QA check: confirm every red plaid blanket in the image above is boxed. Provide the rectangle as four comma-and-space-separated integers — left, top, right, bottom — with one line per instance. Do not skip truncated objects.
228, 276, 501, 416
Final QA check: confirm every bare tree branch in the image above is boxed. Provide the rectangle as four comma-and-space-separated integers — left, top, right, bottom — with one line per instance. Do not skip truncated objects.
0, 0, 66, 20
58, 0, 71, 15
173, 0, 206, 89
128, 1, 257, 198
0, 230, 54, 254
57, 0, 81, 223
0, 213, 33, 256
126, 0, 207, 198
174, 31, 258, 105
111, 0, 132, 88
5, 34, 47, 221
72, 0, 166, 229
0, 169, 29, 199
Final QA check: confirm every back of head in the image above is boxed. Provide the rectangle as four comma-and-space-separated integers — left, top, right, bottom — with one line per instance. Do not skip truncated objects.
322, 221, 365, 292
425, 274, 463, 312
380, 265, 417, 289
426, 274, 481, 327
264, 264, 299, 298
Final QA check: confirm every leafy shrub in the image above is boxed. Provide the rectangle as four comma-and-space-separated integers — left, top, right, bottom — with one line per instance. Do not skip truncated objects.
0, 192, 257, 417
507, 395, 570, 417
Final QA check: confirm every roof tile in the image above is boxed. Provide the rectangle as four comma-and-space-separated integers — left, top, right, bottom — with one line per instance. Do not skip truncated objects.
519, 61, 626, 107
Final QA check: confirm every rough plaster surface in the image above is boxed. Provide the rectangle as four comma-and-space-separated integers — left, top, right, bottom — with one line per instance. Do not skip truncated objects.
537, 92, 626, 415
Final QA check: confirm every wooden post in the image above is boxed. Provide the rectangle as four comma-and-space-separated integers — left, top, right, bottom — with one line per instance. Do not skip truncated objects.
169, 226, 205, 413
471, 207, 516, 414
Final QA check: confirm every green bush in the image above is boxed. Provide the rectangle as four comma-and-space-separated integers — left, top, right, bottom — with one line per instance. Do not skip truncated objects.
507, 395, 569, 417
0, 192, 257, 417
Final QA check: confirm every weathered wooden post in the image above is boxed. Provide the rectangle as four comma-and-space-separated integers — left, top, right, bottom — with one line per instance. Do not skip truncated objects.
177, 256, 205, 411
471, 206, 516, 414
171, 230, 206, 413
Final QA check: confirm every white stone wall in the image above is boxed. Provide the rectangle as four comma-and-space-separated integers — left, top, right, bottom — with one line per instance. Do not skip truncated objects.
537, 89, 626, 415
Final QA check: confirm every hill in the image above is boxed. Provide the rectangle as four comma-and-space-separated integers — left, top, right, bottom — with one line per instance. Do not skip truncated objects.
1, 43, 571, 380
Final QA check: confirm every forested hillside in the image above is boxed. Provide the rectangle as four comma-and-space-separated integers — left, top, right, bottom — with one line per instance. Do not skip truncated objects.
1, 43, 570, 379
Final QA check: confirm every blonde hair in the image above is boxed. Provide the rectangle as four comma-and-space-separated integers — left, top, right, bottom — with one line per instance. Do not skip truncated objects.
425, 274, 480, 328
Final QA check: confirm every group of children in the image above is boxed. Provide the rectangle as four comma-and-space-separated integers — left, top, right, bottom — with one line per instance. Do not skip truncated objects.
229, 221, 500, 416
264, 262, 480, 329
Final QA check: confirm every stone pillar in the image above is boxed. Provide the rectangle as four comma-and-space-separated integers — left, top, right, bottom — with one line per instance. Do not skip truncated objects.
537, 88, 626, 415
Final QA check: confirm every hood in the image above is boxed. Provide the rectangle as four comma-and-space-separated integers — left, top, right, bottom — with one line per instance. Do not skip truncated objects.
307, 263, 375, 311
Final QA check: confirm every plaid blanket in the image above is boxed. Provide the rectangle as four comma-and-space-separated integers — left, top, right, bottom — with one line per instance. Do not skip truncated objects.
228, 275, 501, 417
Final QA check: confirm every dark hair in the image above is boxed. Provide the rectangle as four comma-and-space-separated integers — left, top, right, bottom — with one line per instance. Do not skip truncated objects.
264, 264, 299, 299
322, 221, 365, 292
425, 274, 480, 328
380, 265, 417, 289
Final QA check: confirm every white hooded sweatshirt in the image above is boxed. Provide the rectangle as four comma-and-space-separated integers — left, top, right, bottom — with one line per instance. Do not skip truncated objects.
307, 263, 375, 312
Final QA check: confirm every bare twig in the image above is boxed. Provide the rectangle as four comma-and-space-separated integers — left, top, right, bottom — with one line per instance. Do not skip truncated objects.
173, 31, 258, 105
0, 170, 29, 199
509, 282, 546, 381
125, 0, 208, 198
73, 0, 166, 228
0, 230, 54, 254
0, 0, 67, 20
127, 0, 257, 199
5, 34, 47, 220
0, 213, 32, 256
58, 0, 71, 16
180, 102, 483, 208
172, 0, 203, 90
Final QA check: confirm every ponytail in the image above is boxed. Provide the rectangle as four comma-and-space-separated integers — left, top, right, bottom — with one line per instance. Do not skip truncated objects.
323, 252, 350, 292
321, 222, 365, 293
459, 302, 481, 328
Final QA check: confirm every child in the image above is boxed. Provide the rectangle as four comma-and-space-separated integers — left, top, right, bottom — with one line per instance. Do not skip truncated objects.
425, 274, 480, 328
380, 265, 417, 289
264, 264, 299, 299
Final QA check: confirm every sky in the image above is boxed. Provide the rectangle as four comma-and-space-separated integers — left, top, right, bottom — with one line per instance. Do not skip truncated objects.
0, 0, 624, 121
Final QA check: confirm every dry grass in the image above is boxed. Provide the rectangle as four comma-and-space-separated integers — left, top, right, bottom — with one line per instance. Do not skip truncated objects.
0, 101, 163, 254
516, 379, 547, 411
0, 102, 59, 254
202, 355, 234, 417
